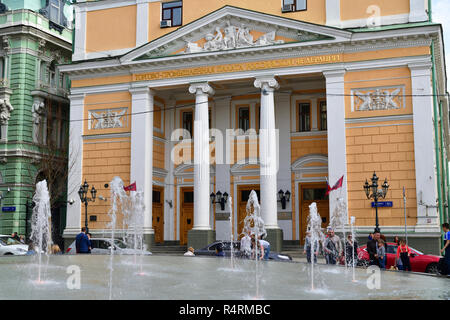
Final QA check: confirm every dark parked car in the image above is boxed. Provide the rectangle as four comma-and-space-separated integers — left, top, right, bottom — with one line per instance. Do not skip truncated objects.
195, 241, 292, 261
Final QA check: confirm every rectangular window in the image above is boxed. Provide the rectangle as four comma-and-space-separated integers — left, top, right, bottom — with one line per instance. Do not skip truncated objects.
162, 1, 182, 27
319, 100, 327, 131
238, 107, 250, 132
183, 191, 194, 203
50, 0, 61, 24
303, 188, 328, 201
283, 0, 307, 11
182, 111, 193, 138
298, 102, 311, 132
153, 191, 161, 203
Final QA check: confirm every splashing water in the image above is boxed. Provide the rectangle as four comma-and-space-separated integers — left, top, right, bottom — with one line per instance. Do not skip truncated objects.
107, 176, 128, 299
307, 202, 325, 291
350, 216, 357, 282
123, 191, 146, 274
330, 197, 348, 268
228, 196, 235, 270
241, 190, 265, 299
30, 180, 52, 284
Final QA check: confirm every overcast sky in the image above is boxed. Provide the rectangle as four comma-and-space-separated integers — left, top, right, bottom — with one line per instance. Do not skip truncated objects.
432, 0, 450, 90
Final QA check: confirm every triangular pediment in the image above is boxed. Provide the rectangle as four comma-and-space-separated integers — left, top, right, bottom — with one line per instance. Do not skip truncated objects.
121, 6, 352, 63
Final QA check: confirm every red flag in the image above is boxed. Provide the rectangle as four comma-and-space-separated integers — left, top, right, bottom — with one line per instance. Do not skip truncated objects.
123, 182, 136, 192
332, 175, 344, 190
326, 175, 344, 195
325, 178, 332, 196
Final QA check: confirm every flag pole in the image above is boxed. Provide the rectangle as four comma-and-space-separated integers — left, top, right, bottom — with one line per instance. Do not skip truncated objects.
403, 187, 408, 244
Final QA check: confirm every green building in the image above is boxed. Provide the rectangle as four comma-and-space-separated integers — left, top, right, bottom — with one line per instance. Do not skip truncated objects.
0, 0, 72, 248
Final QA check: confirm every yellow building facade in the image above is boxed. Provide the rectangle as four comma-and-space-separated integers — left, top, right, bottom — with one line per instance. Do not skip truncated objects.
61, 0, 449, 253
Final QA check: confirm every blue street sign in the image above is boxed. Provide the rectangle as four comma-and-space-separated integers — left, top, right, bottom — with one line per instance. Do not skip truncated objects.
2, 206, 16, 212
371, 201, 393, 208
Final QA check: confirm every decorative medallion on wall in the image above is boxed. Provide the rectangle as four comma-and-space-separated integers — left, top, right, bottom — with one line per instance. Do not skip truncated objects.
88, 108, 128, 130
351, 86, 405, 112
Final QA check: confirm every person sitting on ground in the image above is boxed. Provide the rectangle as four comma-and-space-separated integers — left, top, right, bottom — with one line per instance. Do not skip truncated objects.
215, 244, 225, 257
396, 239, 412, 272
26, 241, 36, 255
258, 235, 270, 260
51, 244, 62, 255
250, 238, 264, 260
184, 247, 195, 256
377, 239, 386, 269
240, 229, 252, 258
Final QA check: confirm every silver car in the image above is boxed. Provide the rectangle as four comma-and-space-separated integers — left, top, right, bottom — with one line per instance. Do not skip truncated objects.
66, 237, 152, 255
0, 236, 28, 256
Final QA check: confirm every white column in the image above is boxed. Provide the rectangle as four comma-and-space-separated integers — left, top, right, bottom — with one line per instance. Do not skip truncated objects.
130, 87, 154, 235
254, 77, 279, 230
136, 0, 149, 47
189, 83, 214, 230
409, 62, 439, 228
64, 94, 85, 238
73, 5, 87, 61
324, 70, 348, 222
165, 99, 176, 240
214, 97, 231, 240
326, 0, 341, 28
275, 91, 292, 239
409, 0, 428, 23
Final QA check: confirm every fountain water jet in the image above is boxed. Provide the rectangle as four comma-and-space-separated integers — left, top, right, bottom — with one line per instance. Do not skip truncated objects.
30, 180, 52, 284
228, 196, 235, 270
307, 202, 324, 291
350, 216, 357, 282
107, 176, 128, 299
242, 190, 265, 299
123, 190, 146, 275
330, 197, 348, 269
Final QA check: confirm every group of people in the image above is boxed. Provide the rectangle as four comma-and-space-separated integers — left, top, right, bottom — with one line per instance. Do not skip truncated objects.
304, 227, 359, 266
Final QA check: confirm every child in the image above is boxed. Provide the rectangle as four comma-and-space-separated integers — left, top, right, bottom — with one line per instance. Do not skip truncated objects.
377, 239, 386, 269
396, 239, 412, 271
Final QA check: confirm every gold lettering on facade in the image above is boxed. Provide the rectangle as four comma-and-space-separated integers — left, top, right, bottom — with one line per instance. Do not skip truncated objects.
133, 54, 342, 82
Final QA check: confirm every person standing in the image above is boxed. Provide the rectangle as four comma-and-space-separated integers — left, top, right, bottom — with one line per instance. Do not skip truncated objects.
304, 231, 319, 264
75, 227, 90, 254
396, 239, 412, 272
367, 231, 380, 266
324, 227, 341, 265
345, 234, 358, 266
377, 239, 386, 269
440, 223, 450, 275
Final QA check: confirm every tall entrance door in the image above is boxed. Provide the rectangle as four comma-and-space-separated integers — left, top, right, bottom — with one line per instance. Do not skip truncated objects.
152, 187, 164, 244
237, 185, 260, 240
299, 183, 330, 245
180, 188, 194, 245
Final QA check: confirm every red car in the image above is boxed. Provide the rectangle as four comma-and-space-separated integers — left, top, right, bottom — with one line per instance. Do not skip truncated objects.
340, 242, 441, 274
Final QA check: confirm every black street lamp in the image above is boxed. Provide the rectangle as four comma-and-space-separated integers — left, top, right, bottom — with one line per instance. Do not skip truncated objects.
78, 180, 97, 233
277, 189, 291, 210
210, 191, 229, 210
364, 172, 389, 233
